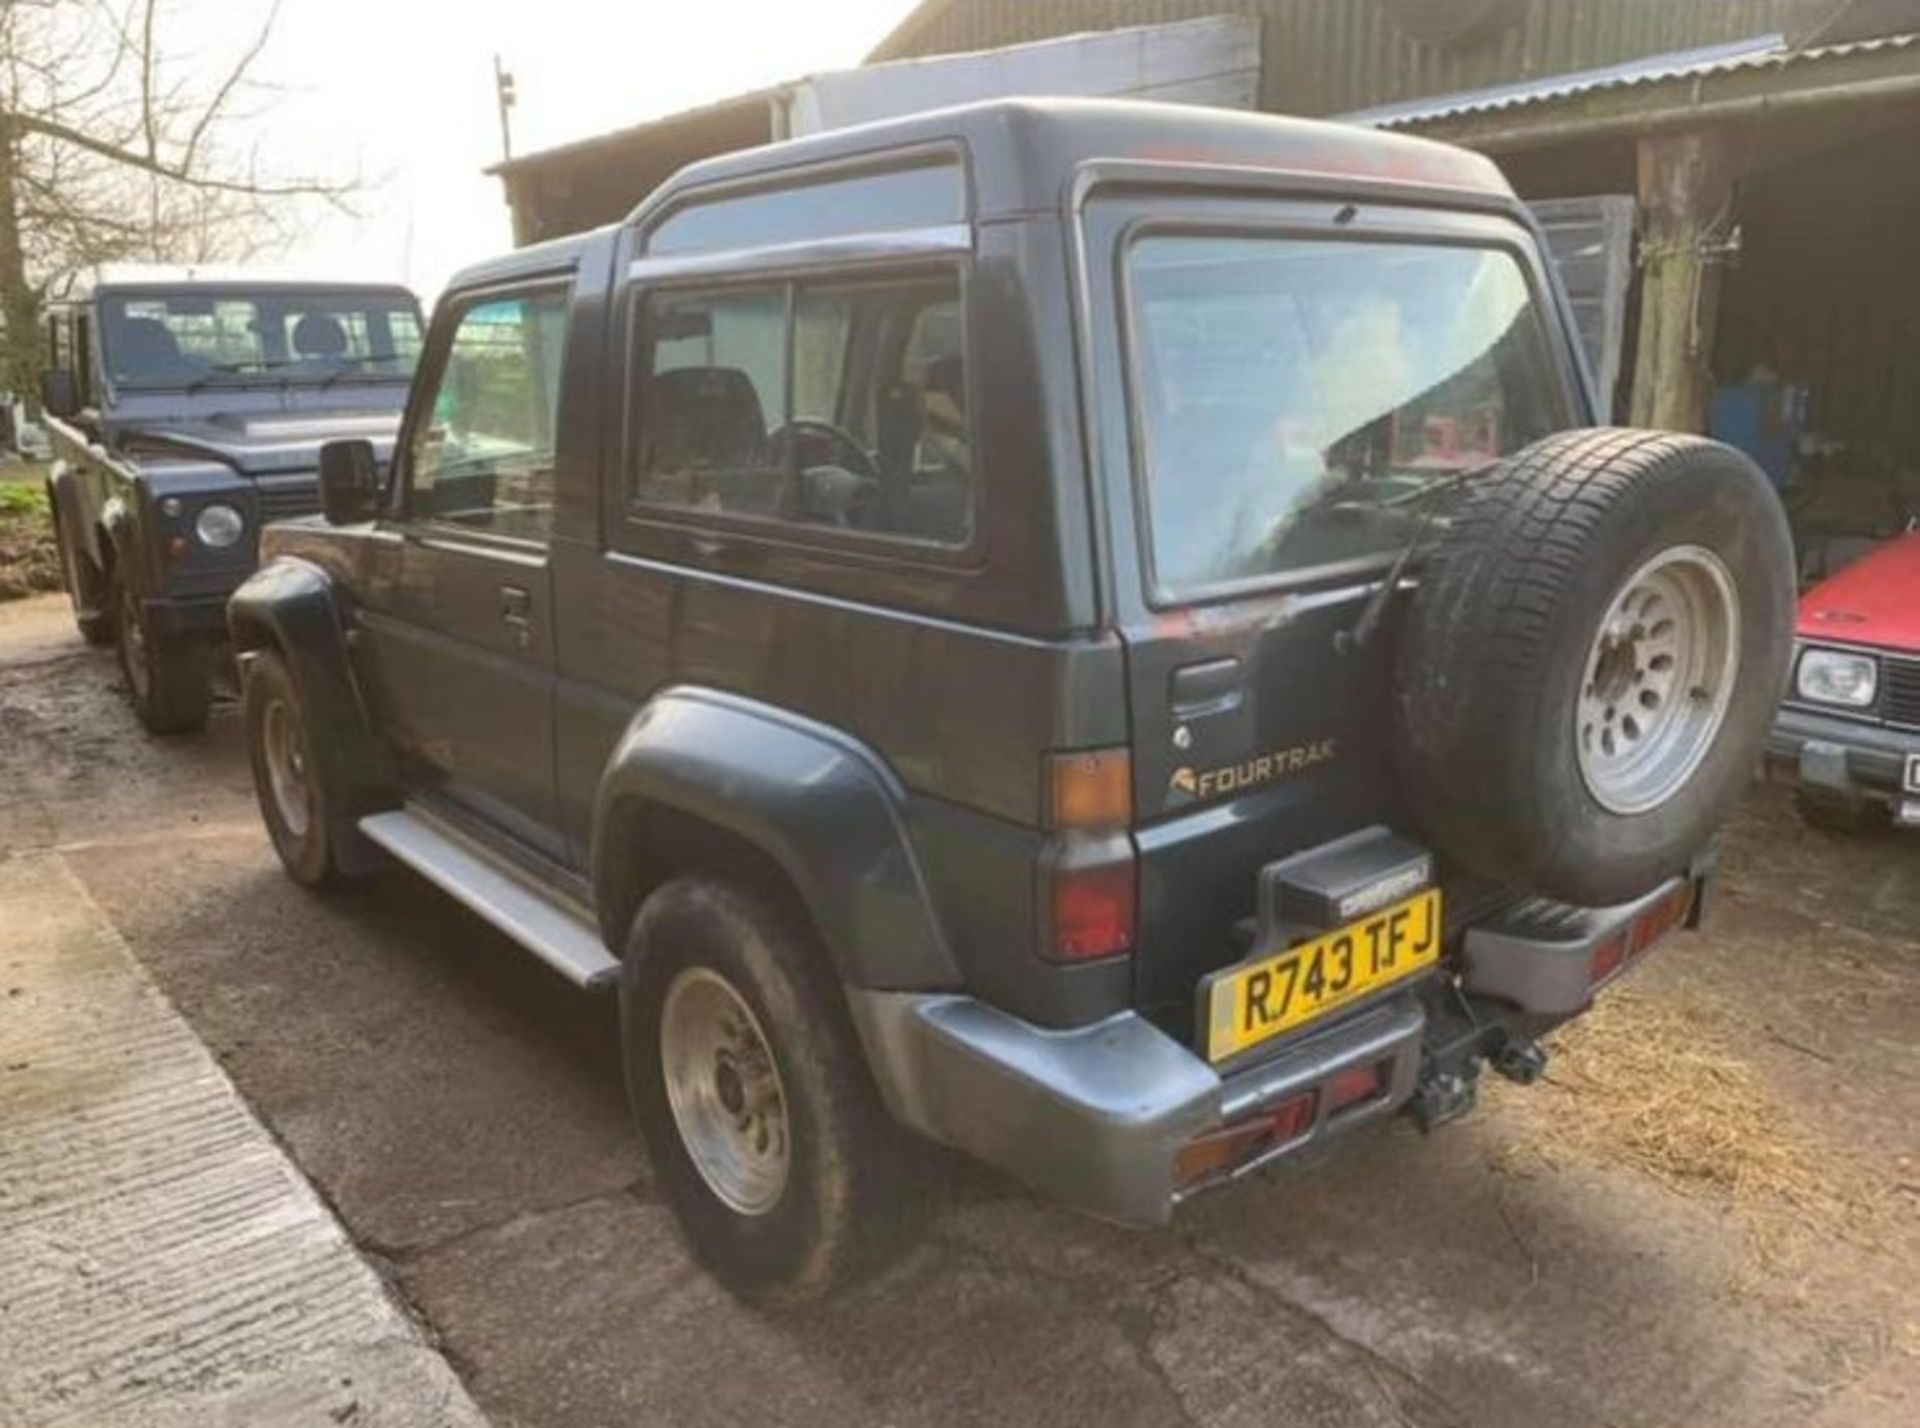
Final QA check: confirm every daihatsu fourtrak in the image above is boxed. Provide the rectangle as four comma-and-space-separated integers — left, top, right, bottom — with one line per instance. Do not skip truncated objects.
230, 99, 1794, 1302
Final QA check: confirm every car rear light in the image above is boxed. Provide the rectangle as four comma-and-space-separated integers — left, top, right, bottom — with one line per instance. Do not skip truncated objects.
1589, 930, 1628, 984
1324, 1059, 1388, 1116
1630, 882, 1694, 957
1175, 1090, 1316, 1189
1045, 747, 1132, 829
1046, 856, 1136, 961
1588, 882, 1695, 987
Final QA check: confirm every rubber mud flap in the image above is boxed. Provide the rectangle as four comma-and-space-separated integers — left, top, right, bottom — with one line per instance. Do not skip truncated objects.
1392, 428, 1794, 906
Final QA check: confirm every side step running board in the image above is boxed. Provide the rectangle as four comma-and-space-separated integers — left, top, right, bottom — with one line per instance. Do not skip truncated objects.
358, 808, 620, 990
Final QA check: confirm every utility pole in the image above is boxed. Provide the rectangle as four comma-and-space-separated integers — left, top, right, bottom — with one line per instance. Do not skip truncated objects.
493, 54, 516, 163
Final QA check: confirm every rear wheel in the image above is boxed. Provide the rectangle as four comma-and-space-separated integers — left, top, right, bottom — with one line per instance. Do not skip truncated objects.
115, 574, 211, 734
621, 875, 922, 1304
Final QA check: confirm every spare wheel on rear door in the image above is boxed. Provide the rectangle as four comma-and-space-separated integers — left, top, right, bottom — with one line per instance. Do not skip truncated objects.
1393, 427, 1794, 907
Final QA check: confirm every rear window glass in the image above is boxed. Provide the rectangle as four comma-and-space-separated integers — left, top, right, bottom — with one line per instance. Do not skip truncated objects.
1126, 235, 1567, 598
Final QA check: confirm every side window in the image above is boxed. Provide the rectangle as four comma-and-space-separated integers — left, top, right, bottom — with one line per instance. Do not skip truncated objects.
408, 288, 570, 543
633, 270, 972, 546
634, 288, 786, 516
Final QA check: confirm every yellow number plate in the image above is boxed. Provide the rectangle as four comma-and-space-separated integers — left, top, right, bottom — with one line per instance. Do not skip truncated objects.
1203, 889, 1442, 1063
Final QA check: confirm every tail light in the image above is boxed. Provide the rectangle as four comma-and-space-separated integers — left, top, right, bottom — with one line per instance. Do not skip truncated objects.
1045, 747, 1132, 830
1039, 748, 1136, 962
1045, 852, 1136, 961
1590, 881, 1696, 987
1630, 882, 1695, 957
1589, 931, 1628, 984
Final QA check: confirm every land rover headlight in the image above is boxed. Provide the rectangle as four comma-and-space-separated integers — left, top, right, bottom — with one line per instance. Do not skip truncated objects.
1795, 647, 1878, 708
194, 503, 245, 549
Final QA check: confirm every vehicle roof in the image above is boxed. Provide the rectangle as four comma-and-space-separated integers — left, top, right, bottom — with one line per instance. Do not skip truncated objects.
50, 264, 418, 303
438, 99, 1514, 298
633, 95, 1514, 227
440, 227, 606, 294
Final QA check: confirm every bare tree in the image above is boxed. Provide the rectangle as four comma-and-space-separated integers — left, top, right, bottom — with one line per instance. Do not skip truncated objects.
0, 0, 354, 408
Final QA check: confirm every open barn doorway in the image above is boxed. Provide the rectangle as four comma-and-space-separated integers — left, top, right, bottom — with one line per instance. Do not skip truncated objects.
1711, 104, 1920, 577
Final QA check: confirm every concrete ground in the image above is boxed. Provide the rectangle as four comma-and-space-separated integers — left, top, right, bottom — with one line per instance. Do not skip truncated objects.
2, 589, 1916, 1428
0, 851, 485, 1428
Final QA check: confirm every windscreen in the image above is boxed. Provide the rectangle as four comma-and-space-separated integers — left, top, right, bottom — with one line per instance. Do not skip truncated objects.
99, 290, 423, 389
1126, 235, 1568, 598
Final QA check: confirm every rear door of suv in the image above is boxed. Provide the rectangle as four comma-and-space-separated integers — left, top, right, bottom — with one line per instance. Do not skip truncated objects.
1074, 184, 1585, 1043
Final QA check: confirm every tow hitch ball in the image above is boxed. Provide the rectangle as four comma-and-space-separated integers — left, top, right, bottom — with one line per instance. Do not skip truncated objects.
1410, 1038, 1549, 1131
1410, 1065, 1478, 1131
1492, 1038, 1549, 1086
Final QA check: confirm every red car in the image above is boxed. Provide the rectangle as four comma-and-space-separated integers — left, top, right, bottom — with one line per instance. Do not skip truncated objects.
1770, 532, 1920, 830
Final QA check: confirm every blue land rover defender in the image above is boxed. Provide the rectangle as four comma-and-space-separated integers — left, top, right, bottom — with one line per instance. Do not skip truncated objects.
41, 269, 423, 731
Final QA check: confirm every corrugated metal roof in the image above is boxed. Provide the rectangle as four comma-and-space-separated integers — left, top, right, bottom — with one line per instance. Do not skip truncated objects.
1344, 30, 1920, 130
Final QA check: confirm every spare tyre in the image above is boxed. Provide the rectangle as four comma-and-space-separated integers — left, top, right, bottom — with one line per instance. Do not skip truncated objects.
1393, 428, 1794, 907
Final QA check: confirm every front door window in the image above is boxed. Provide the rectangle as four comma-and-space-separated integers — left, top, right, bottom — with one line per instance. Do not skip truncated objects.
409, 289, 570, 543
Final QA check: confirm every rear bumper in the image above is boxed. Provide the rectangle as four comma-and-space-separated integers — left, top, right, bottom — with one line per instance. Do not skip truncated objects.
1766, 705, 1918, 804
850, 868, 1702, 1226
847, 986, 1422, 1225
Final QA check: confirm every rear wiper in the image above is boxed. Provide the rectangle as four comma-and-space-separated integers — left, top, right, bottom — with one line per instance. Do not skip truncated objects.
1338, 459, 1502, 653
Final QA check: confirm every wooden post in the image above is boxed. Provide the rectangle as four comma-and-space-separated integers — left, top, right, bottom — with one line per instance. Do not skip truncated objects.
1629, 129, 1740, 433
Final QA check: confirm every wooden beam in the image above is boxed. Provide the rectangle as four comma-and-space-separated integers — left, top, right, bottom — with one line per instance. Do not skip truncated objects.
1629, 129, 1741, 433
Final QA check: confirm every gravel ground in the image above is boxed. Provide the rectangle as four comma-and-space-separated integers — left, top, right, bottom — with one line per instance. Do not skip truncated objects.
3, 591, 1916, 1428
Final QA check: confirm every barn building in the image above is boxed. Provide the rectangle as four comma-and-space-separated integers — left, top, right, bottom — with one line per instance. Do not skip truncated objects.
492, 0, 1920, 560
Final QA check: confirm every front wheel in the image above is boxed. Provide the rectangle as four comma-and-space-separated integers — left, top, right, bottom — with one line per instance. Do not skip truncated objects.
115, 576, 210, 734
243, 648, 360, 887
621, 876, 923, 1304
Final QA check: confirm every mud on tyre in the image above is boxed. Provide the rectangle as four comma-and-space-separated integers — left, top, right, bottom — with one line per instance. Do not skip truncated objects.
620, 875, 923, 1304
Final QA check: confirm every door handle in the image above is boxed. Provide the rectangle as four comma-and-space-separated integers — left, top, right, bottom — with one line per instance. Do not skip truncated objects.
499, 585, 532, 624
1170, 656, 1243, 717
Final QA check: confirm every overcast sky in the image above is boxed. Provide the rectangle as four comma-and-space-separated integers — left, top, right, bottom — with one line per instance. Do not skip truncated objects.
193, 0, 920, 298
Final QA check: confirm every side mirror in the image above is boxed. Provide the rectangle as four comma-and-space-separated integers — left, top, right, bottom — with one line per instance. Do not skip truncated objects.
318, 439, 380, 525
39, 369, 79, 420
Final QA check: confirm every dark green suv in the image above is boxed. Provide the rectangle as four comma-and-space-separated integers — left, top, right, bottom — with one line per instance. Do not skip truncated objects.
231, 99, 1794, 1302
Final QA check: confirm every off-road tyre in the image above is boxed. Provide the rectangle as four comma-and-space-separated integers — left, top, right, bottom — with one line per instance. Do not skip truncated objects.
115, 573, 211, 734
51, 501, 112, 646
621, 875, 922, 1305
244, 648, 359, 887
1793, 786, 1885, 836
1395, 428, 1794, 906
